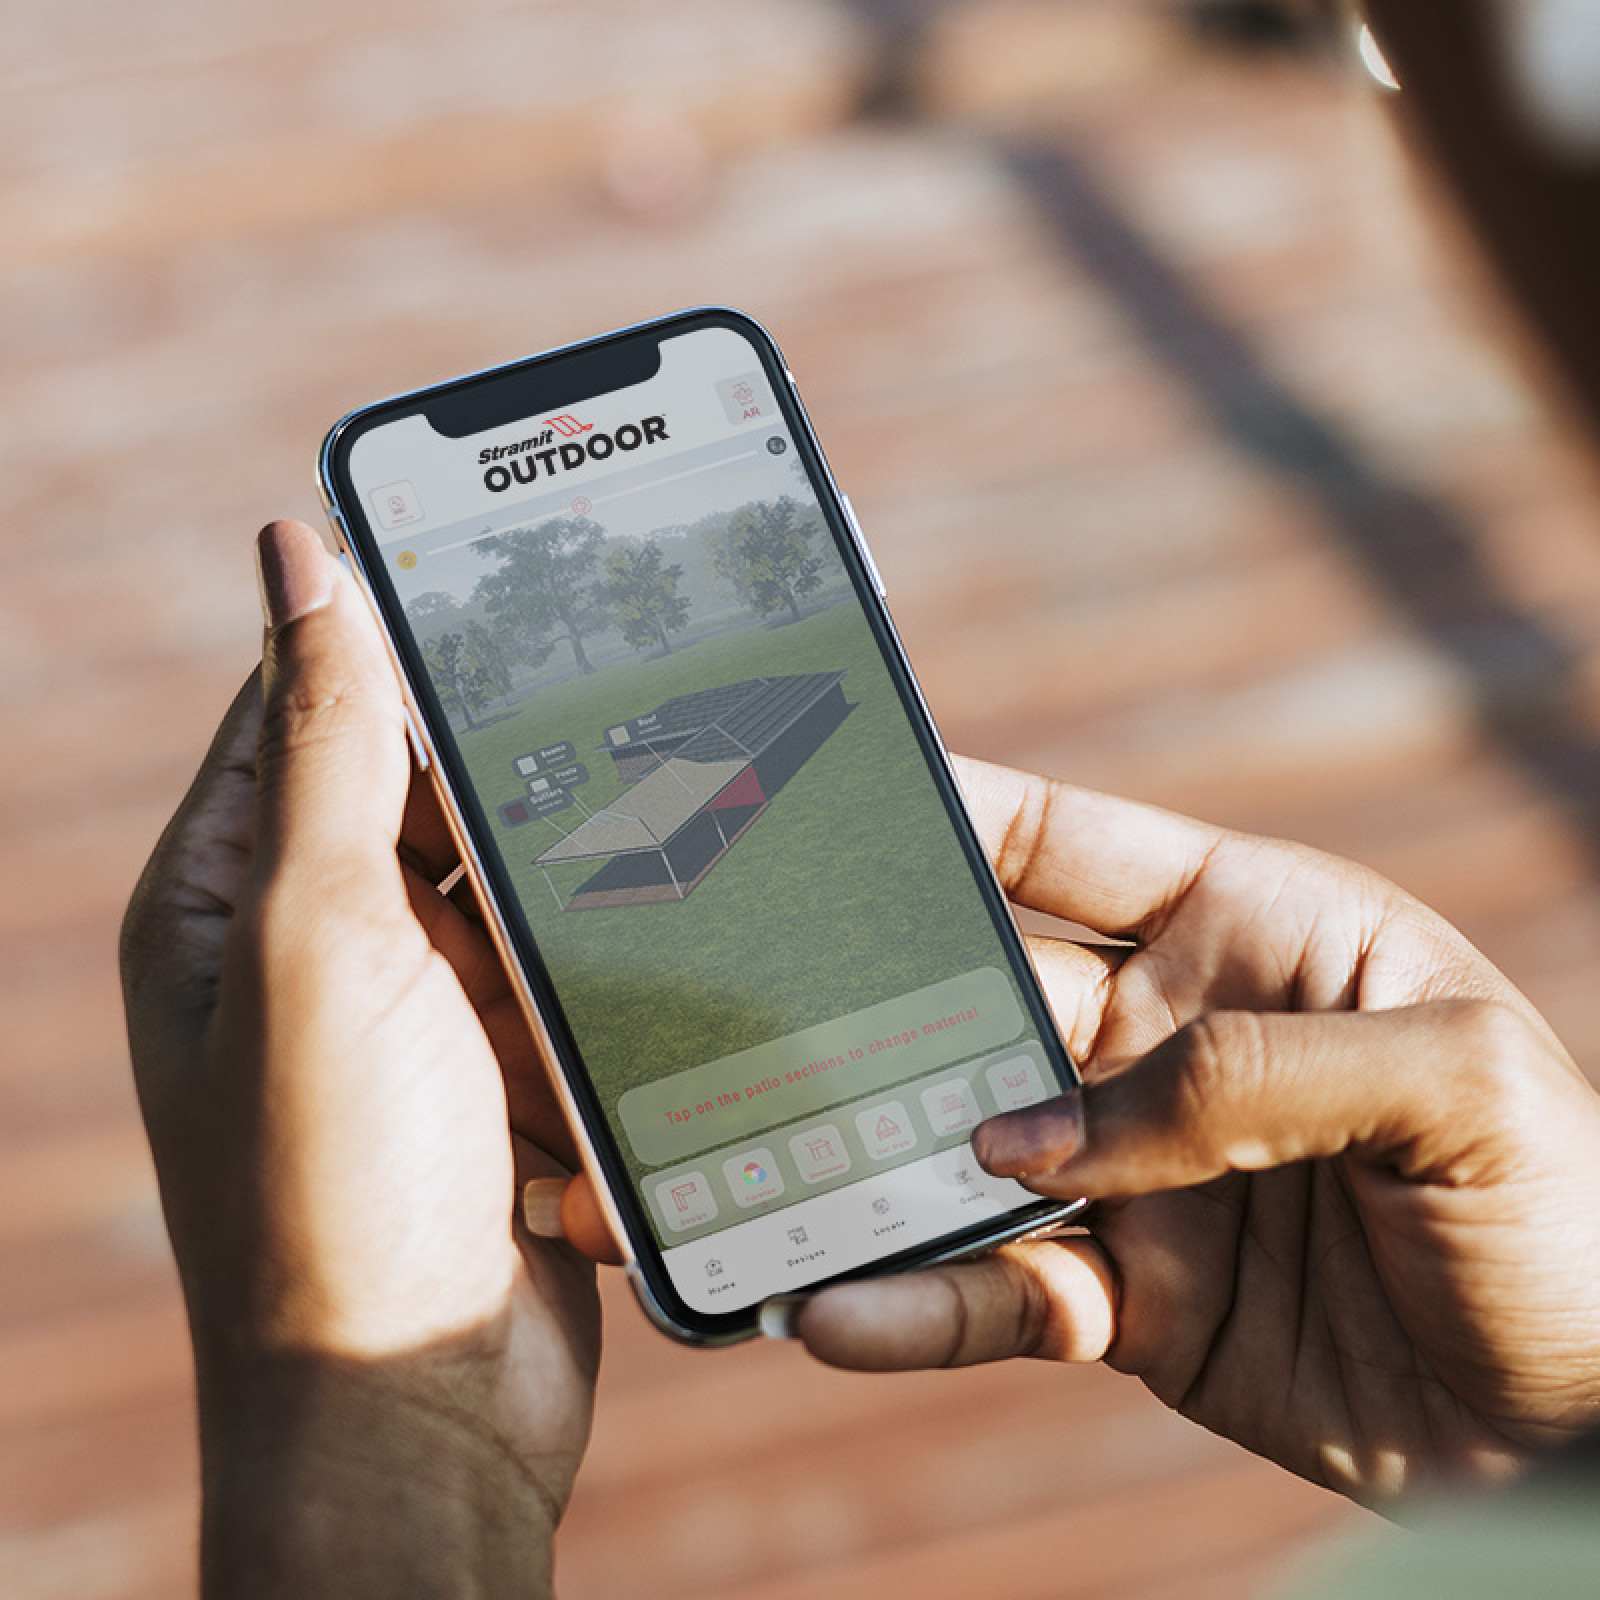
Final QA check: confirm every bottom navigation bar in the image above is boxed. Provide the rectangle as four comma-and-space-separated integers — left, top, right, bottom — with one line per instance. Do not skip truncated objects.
663, 1140, 1039, 1314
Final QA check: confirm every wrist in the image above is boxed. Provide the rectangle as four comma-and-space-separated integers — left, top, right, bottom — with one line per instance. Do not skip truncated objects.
194, 1340, 560, 1600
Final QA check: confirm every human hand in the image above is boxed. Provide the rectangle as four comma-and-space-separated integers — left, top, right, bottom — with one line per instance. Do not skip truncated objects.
120, 520, 598, 1598
786, 758, 1600, 1506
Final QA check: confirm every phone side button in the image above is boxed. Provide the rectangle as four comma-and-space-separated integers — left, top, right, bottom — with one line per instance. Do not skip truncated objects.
841, 494, 887, 600
403, 705, 432, 772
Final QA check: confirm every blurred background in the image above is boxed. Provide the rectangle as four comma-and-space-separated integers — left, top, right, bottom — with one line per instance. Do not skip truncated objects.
8, 1, 1600, 1596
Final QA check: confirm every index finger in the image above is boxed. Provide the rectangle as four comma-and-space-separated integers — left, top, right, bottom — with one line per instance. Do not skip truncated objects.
951, 755, 1222, 940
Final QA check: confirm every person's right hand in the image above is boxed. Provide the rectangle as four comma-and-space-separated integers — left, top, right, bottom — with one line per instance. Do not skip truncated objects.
785, 758, 1600, 1507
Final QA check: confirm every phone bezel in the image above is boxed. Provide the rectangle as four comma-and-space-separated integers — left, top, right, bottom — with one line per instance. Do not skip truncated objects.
320, 306, 1085, 1343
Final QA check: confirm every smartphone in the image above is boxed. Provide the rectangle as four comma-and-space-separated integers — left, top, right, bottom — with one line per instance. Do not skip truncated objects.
319, 307, 1084, 1343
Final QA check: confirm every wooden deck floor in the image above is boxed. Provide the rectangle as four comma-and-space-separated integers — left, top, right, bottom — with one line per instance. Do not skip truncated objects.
8, 3, 1600, 1596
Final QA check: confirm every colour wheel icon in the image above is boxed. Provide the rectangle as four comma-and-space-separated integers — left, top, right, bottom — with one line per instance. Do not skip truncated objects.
741, 1162, 768, 1186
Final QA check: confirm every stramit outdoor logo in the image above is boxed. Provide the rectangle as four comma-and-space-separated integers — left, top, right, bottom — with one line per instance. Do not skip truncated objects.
478, 413, 669, 492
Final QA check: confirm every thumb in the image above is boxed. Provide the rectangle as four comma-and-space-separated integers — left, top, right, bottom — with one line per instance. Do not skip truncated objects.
975, 999, 1575, 1198
252, 519, 410, 889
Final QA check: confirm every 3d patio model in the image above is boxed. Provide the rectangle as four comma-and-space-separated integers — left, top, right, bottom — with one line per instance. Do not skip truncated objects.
534, 671, 852, 910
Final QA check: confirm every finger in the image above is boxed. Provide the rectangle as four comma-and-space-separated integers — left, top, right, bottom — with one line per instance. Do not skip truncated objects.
562, 1173, 627, 1265
974, 999, 1588, 1200
125, 669, 262, 940
252, 519, 409, 891
494, 1006, 585, 1171
788, 1235, 1116, 1371
951, 754, 1223, 938
520, 1172, 627, 1265
400, 865, 588, 1169
403, 864, 509, 1013
510, 1141, 604, 1364
121, 670, 264, 1071
1026, 933, 1120, 1065
399, 757, 461, 887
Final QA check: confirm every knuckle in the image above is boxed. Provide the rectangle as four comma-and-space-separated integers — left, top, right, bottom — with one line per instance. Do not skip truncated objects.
118, 845, 197, 995
1156, 1012, 1279, 1170
931, 1257, 1052, 1368
1429, 997, 1546, 1116
1436, 995, 1527, 1056
1167, 1010, 1264, 1118
993, 775, 1059, 895
996, 1256, 1055, 1361
118, 870, 161, 987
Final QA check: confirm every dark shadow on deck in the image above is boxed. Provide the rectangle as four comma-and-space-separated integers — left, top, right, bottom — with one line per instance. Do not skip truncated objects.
838, 0, 1600, 850
995, 137, 1600, 845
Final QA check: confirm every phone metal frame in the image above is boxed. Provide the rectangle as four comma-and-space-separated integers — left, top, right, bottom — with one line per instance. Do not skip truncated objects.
319, 306, 1086, 1344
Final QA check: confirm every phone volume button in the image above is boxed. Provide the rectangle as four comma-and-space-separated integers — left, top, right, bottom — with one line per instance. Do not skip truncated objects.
842, 494, 886, 600
403, 705, 432, 772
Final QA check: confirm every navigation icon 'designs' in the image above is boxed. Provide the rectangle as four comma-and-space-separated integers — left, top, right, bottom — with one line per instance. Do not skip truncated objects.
856, 1099, 917, 1161
654, 1171, 717, 1232
723, 1147, 784, 1207
789, 1124, 851, 1184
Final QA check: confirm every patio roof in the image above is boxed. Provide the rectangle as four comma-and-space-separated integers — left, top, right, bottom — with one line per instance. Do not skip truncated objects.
534, 755, 749, 864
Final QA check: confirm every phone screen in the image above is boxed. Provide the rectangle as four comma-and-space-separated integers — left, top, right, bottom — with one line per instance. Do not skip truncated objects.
326, 311, 1077, 1331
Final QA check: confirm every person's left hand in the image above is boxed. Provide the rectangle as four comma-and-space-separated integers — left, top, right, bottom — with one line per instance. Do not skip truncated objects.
121, 519, 599, 1599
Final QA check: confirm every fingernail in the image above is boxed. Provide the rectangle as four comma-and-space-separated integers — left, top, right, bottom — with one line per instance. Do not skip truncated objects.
973, 1089, 1084, 1177
758, 1295, 807, 1340
256, 521, 335, 632
521, 1177, 569, 1239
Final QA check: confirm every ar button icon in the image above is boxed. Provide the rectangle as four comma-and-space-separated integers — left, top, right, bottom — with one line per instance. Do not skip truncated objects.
370, 480, 423, 530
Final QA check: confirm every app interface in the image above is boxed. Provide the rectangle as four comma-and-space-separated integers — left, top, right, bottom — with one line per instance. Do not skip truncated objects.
346, 323, 1065, 1313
